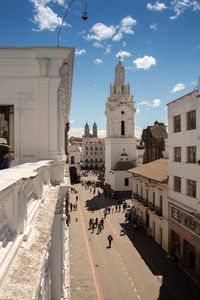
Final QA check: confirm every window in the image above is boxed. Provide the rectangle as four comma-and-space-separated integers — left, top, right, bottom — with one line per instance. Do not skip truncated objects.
71, 156, 74, 164
174, 176, 181, 193
0, 105, 14, 157
141, 186, 143, 197
174, 147, 181, 162
187, 179, 196, 198
121, 111, 124, 115
174, 115, 181, 133
91, 159, 93, 163
185, 216, 196, 231
124, 178, 129, 186
187, 110, 196, 130
187, 146, 196, 164
171, 206, 181, 223
121, 121, 125, 136
136, 184, 138, 194
86, 151, 88, 155
146, 189, 149, 200
121, 85, 124, 93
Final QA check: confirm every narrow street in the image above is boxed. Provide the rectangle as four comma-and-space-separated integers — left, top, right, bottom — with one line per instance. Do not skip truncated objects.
69, 176, 199, 300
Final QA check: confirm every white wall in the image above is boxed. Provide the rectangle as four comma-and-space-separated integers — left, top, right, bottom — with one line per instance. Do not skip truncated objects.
0, 47, 74, 166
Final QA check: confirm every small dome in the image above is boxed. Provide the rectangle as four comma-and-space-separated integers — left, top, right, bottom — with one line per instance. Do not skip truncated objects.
113, 160, 133, 171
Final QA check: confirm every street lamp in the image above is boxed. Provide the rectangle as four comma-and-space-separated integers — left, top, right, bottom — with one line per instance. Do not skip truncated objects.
57, 0, 88, 47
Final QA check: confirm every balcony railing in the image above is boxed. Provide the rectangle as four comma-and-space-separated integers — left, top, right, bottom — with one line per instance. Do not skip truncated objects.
148, 202, 155, 211
155, 206, 162, 216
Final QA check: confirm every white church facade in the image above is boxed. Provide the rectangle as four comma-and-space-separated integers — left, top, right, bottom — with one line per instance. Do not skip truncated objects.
105, 60, 137, 196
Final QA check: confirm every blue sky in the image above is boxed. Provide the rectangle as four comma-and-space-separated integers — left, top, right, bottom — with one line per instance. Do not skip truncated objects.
0, 0, 200, 138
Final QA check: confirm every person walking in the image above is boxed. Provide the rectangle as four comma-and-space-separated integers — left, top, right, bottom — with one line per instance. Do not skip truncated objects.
100, 218, 104, 229
115, 204, 118, 213
70, 203, 73, 212
107, 234, 113, 248
95, 217, 98, 228
104, 209, 107, 219
76, 195, 78, 202
91, 221, 95, 233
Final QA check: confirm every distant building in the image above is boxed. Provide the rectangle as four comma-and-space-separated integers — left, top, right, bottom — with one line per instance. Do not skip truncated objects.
142, 121, 168, 164
129, 158, 168, 252
69, 136, 83, 146
105, 59, 136, 196
167, 77, 200, 283
81, 123, 105, 169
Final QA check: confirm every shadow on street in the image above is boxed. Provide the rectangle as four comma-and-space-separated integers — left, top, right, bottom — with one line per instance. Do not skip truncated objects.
120, 221, 200, 300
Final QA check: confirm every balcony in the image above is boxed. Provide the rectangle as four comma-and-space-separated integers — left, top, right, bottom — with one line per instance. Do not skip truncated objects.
155, 206, 163, 217
148, 202, 155, 211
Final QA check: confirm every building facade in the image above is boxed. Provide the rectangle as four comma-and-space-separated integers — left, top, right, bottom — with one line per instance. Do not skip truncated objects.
0, 46, 74, 299
81, 122, 105, 169
142, 121, 168, 164
167, 77, 200, 282
0, 47, 74, 165
105, 59, 136, 195
129, 158, 169, 252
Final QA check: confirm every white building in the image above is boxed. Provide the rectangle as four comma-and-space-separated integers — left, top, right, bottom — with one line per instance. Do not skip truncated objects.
81, 123, 105, 169
129, 158, 169, 252
167, 77, 200, 282
105, 59, 136, 196
0, 46, 74, 165
0, 46, 74, 299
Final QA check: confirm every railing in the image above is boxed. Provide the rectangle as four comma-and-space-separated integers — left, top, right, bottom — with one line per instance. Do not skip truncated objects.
148, 202, 155, 211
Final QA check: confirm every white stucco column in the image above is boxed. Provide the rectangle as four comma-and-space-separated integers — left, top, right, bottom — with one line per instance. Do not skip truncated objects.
57, 94, 65, 160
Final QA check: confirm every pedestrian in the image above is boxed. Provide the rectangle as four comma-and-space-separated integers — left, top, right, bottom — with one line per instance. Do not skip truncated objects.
100, 218, 104, 229
123, 203, 126, 212
70, 203, 73, 212
107, 234, 113, 248
93, 189, 95, 195
73, 204, 76, 211
104, 209, 107, 219
75, 203, 78, 211
125, 212, 128, 222
118, 205, 121, 212
97, 222, 102, 234
95, 217, 98, 228
76, 195, 78, 202
92, 221, 95, 233
115, 205, 118, 212
111, 207, 114, 214
89, 218, 92, 229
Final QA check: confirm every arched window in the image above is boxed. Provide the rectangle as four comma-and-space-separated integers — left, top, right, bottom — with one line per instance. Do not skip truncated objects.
71, 156, 75, 164
121, 121, 125, 136
121, 85, 124, 93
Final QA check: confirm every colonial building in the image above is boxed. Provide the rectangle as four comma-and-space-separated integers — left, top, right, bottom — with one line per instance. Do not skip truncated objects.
0, 46, 74, 299
129, 158, 169, 252
142, 121, 168, 164
167, 77, 200, 282
81, 123, 105, 169
105, 59, 136, 195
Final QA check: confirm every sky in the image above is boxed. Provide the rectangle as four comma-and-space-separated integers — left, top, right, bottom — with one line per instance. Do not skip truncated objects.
0, 0, 200, 139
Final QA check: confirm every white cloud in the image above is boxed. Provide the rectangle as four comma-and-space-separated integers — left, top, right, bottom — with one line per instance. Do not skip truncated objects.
69, 127, 84, 137
94, 58, 103, 64
170, 0, 200, 20
86, 23, 116, 41
113, 16, 136, 41
133, 55, 156, 70
170, 83, 186, 93
138, 99, 161, 107
105, 45, 112, 54
93, 42, 104, 48
135, 126, 143, 139
152, 98, 161, 107
136, 108, 140, 114
116, 50, 131, 60
150, 23, 157, 31
31, 4, 62, 31
75, 49, 86, 56
147, 2, 167, 11
112, 31, 123, 41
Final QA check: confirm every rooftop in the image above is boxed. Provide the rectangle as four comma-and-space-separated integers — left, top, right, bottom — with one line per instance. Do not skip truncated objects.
128, 158, 168, 183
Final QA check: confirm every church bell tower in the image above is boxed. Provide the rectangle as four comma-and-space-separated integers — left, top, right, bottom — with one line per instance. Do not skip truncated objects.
105, 59, 136, 194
